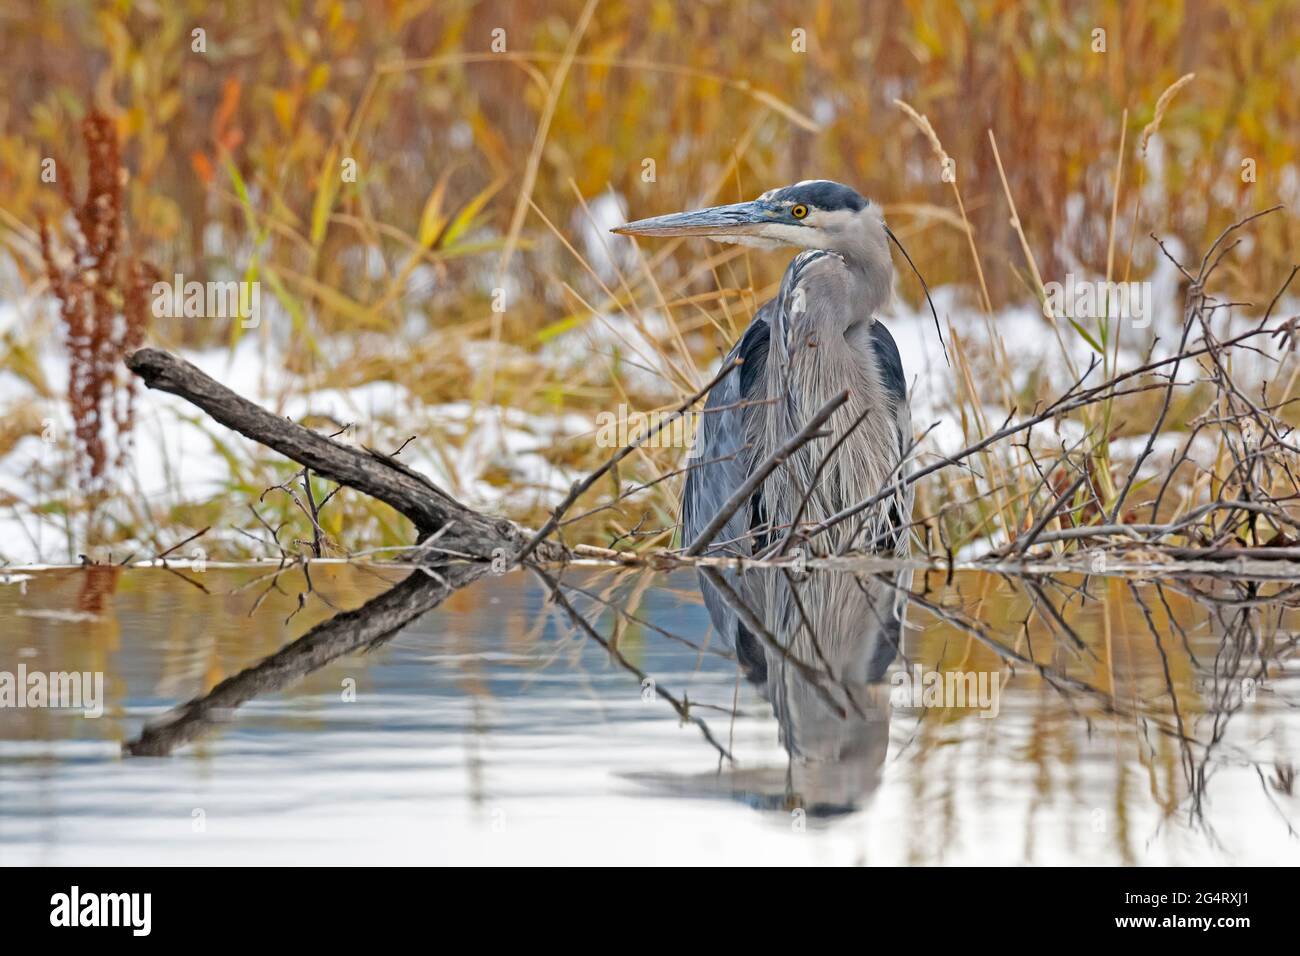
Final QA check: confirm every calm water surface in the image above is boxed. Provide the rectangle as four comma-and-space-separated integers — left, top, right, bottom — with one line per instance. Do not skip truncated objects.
1, 563, 1297, 865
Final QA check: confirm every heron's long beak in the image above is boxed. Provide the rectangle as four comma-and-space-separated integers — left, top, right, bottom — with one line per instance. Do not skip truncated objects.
611, 200, 771, 238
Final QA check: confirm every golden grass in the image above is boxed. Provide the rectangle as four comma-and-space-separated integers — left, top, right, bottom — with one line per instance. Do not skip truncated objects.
1, 1, 1298, 563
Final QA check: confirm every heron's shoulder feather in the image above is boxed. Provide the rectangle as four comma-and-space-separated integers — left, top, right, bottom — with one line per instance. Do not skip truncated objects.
737, 311, 770, 399
681, 312, 772, 554
777, 249, 857, 307
868, 320, 907, 409
785, 248, 844, 282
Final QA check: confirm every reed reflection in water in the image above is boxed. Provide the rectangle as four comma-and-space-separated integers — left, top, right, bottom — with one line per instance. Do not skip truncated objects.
0, 563, 1296, 864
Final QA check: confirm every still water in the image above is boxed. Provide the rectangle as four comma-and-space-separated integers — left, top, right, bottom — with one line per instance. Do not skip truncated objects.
1, 563, 1297, 865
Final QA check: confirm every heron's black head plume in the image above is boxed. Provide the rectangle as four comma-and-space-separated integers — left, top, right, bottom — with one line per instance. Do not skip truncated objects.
883, 224, 949, 367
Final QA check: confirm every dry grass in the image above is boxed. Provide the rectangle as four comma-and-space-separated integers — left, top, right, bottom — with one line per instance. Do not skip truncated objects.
1, 1, 1298, 564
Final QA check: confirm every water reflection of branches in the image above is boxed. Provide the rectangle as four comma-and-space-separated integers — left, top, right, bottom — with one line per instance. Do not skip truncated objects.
531, 565, 734, 763
125, 566, 480, 756
898, 568, 1299, 839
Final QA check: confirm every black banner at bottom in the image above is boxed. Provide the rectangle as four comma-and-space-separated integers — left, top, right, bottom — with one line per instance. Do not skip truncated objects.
1, 866, 1280, 941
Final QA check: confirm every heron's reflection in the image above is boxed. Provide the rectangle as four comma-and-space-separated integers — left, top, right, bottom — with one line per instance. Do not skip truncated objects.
631, 565, 907, 819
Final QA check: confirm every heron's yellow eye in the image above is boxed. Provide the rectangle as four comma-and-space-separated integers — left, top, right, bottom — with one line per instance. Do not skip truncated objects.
791, 204, 809, 220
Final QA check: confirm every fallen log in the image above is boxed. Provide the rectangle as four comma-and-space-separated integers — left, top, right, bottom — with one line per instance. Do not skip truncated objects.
125, 347, 564, 564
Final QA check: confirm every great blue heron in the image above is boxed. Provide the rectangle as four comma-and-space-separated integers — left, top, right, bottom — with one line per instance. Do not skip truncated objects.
613, 181, 929, 761
613, 179, 932, 561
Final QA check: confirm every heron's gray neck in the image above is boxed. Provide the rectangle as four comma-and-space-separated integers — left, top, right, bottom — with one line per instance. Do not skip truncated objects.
756, 249, 909, 554
821, 210, 893, 319
776, 251, 890, 341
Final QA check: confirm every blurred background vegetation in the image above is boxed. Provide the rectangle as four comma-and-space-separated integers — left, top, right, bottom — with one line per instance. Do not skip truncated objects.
1, 0, 1298, 562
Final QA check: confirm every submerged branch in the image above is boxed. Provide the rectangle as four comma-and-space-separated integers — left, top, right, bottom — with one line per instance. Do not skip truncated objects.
126, 348, 559, 563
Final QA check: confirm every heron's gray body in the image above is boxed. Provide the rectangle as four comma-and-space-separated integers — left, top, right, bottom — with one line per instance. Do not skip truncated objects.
613, 181, 917, 778
681, 248, 913, 725
681, 248, 912, 560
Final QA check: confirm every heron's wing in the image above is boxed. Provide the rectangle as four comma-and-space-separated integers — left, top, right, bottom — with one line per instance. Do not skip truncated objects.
683, 308, 912, 681
868, 320, 914, 555
682, 307, 771, 659
680, 306, 771, 555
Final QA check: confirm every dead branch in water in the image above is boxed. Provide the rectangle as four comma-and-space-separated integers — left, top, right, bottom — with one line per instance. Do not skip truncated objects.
126, 347, 562, 564
531, 565, 734, 762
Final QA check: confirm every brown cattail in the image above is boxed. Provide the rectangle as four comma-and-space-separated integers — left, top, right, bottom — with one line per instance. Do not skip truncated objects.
37, 110, 153, 514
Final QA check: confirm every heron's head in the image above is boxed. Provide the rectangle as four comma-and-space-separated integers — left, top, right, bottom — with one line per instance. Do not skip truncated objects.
614, 179, 948, 363
612, 180, 884, 257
